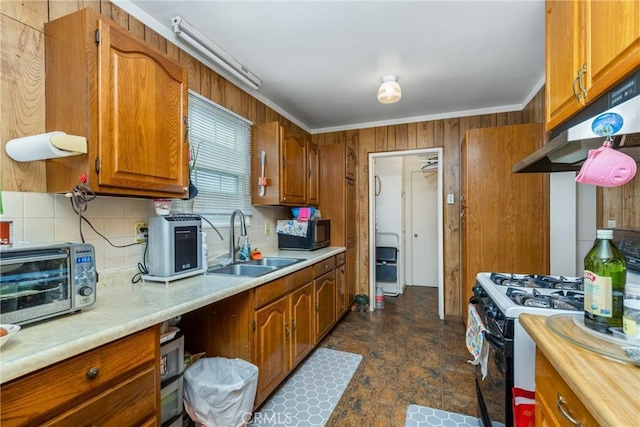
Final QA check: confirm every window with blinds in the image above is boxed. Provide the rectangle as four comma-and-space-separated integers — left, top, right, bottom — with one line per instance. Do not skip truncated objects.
177, 91, 252, 222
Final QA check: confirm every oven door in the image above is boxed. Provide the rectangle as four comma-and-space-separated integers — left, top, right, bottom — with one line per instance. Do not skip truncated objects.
0, 249, 72, 325
475, 315, 513, 427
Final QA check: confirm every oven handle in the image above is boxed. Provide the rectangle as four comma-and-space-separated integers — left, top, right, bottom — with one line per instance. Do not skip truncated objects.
0, 252, 67, 265
483, 328, 506, 351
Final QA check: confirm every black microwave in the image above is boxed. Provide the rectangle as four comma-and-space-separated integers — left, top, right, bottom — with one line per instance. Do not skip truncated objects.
278, 219, 330, 251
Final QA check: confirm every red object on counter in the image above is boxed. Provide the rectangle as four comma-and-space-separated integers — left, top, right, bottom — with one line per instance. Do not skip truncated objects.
250, 250, 263, 260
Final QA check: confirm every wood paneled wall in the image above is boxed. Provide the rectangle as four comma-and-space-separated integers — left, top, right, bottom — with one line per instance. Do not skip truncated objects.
3, 1, 638, 320
314, 90, 640, 321
312, 103, 540, 320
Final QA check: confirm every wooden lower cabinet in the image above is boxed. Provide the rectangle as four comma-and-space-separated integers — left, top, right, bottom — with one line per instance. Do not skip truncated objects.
0, 327, 160, 427
335, 254, 347, 319
254, 295, 290, 406
290, 282, 315, 367
535, 348, 600, 427
314, 269, 336, 342
252, 268, 314, 407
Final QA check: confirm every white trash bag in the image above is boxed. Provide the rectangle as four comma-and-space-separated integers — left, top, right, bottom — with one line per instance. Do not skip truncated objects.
183, 357, 259, 427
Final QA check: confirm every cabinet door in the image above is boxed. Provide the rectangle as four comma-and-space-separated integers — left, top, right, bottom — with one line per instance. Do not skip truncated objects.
346, 239, 357, 307
545, 0, 584, 130
254, 295, 290, 405
461, 124, 547, 321
346, 179, 356, 241
290, 282, 314, 367
280, 128, 307, 204
336, 262, 347, 319
307, 140, 320, 206
97, 20, 188, 195
586, 0, 640, 99
346, 146, 356, 180
314, 271, 336, 342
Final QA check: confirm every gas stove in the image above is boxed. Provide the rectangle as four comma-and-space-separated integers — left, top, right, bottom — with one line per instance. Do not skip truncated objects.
474, 272, 585, 318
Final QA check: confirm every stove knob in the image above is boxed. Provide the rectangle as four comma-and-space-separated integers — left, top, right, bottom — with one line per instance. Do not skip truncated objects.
485, 306, 499, 319
79, 286, 93, 297
473, 285, 486, 298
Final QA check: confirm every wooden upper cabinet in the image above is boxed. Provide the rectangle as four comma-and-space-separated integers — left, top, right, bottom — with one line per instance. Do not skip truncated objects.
586, 1, 640, 97
307, 141, 320, 205
281, 129, 308, 205
252, 121, 317, 206
545, 0, 583, 129
45, 8, 189, 198
545, 0, 640, 131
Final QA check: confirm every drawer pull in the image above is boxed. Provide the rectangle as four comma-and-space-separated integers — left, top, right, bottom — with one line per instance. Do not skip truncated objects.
556, 394, 582, 427
86, 367, 100, 380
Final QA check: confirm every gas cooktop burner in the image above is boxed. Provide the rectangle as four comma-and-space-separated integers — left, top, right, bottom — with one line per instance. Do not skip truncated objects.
490, 273, 584, 291
506, 287, 584, 311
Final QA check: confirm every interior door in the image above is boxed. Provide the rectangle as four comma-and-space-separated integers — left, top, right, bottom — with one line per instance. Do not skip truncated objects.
410, 171, 438, 287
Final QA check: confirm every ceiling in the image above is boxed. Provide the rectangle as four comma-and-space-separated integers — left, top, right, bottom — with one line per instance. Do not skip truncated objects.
116, 0, 545, 134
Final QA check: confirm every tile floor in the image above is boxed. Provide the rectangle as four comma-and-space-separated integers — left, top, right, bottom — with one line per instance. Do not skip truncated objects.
318, 286, 488, 427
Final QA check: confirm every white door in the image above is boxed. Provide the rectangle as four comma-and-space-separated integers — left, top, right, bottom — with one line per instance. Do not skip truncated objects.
411, 171, 438, 287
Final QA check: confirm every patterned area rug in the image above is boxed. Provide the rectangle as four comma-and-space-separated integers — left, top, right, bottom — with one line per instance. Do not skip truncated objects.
405, 405, 506, 427
249, 348, 362, 427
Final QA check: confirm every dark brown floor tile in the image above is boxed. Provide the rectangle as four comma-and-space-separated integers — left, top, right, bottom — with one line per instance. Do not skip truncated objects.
315, 287, 494, 424
339, 397, 394, 427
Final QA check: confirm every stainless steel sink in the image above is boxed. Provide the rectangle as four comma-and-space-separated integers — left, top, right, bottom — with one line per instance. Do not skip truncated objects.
246, 257, 305, 268
207, 263, 278, 277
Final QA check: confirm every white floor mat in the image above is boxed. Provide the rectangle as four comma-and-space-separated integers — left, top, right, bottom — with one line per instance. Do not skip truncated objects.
249, 348, 362, 427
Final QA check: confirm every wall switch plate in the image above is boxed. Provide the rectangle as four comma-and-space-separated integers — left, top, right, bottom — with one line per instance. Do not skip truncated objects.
135, 221, 148, 243
608, 219, 617, 228
446, 193, 455, 205
264, 221, 271, 236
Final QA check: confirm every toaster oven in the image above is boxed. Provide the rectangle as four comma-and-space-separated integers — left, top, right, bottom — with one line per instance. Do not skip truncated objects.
0, 243, 97, 325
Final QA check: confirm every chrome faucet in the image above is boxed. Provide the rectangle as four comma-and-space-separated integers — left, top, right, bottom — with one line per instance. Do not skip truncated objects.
229, 209, 247, 263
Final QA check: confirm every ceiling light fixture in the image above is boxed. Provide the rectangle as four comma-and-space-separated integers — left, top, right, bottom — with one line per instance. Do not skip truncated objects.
377, 75, 402, 104
171, 16, 262, 90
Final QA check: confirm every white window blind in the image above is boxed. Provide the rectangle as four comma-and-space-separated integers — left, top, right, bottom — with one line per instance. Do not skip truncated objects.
181, 91, 252, 220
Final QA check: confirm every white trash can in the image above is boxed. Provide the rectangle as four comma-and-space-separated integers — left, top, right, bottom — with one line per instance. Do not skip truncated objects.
183, 357, 259, 427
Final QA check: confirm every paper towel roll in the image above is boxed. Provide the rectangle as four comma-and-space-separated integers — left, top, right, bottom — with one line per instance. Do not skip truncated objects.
6, 131, 87, 162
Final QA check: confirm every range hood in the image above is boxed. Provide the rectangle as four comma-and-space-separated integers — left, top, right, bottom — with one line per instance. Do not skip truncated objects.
514, 69, 640, 173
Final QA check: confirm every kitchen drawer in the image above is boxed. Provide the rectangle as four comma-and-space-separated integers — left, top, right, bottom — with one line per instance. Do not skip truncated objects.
535, 348, 600, 427
1, 327, 157, 425
41, 366, 158, 426
336, 252, 345, 266
255, 267, 312, 308
160, 333, 184, 384
313, 257, 335, 278
161, 375, 183, 425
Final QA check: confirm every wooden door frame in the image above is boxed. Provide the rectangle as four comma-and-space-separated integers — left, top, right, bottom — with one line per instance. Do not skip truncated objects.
368, 148, 444, 319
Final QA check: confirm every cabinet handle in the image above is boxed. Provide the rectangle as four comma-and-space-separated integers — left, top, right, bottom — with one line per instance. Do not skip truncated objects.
572, 74, 582, 103
86, 367, 100, 380
183, 116, 189, 142
292, 319, 296, 335
577, 63, 588, 101
556, 394, 582, 427
285, 322, 290, 341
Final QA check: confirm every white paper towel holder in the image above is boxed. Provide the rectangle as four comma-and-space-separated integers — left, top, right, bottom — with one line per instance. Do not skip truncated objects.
5, 131, 87, 162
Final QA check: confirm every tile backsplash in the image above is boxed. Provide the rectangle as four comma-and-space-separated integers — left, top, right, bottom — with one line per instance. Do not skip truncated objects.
0, 191, 288, 273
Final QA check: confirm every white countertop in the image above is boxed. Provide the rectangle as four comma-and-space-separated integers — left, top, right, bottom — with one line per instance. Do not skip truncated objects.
0, 247, 344, 384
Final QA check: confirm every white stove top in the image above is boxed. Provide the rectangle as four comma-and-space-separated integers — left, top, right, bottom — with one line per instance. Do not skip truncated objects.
476, 272, 584, 318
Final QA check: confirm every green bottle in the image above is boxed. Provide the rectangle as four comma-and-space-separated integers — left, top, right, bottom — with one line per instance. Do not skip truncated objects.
584, 229, 627, 333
